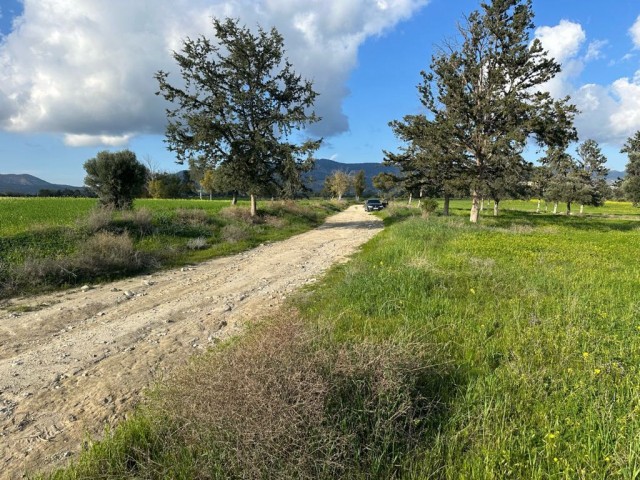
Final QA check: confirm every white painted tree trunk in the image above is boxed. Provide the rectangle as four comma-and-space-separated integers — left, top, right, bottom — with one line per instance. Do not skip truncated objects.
493, 200, 499, 216
250, 194, 257, 216
470, 191, 480, 223
580, 204, 584, 214
536, 199, 541, 213
553, 202, 558, 214
407, 193, 412, 205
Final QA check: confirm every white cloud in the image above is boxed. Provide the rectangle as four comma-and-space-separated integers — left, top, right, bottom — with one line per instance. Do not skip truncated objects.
534, 20, 586, 98
533, 20, 640, 148
64, 133, 132, 147
0, 0, 428, 146
585, 39, 608, 61
630, 15, 640, 48
536, 20, 585, 64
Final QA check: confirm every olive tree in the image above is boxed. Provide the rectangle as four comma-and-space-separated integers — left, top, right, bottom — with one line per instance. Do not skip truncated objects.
83, 150, 147, 209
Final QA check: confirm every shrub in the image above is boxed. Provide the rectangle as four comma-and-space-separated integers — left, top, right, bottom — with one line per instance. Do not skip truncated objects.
74, 232, 144, 275
420, 198, 439, 218
82, 206, 114, 233
219, 206, 259, 224
121, 207, 154, 235
221, 224, 251, 243
185, 237, 208, 250
175, 208, 209, 226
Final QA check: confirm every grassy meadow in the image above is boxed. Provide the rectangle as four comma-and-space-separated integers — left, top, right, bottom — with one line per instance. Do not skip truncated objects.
37, 199, 640, 479
0, 197, 342, 299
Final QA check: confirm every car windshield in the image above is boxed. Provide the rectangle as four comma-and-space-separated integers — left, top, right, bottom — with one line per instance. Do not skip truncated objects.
367, 199, 381, 204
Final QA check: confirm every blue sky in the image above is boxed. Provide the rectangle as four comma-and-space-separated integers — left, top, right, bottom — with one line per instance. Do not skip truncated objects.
0, 0, 639, 186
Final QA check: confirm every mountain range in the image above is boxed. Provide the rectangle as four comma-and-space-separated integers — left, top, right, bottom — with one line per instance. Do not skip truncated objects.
0, 173, 83, 195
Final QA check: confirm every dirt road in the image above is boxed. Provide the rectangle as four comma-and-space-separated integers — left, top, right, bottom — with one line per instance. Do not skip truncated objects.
0, 205, 383, 479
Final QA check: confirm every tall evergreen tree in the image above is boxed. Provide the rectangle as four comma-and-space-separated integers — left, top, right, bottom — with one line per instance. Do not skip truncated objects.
386, 114, 466, 216
576, 139, 609, 212
420, 0, 576, 223
622, 131, 640, 206
155, 18, 321, 216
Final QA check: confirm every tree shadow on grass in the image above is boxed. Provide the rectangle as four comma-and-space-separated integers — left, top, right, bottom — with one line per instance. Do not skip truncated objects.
484, 209, 640, 232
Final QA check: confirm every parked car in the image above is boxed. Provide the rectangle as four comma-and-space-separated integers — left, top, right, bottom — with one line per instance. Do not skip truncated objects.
364, 198, 385, 212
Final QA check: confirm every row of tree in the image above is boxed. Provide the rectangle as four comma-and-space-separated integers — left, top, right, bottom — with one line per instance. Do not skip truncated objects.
382, 0, 639, 221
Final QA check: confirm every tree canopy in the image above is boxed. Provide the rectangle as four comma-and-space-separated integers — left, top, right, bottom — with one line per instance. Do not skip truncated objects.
83, 150, 147, 209
390, 0, 577, 222
155, 18, 321, 215
622, 131, 640, 206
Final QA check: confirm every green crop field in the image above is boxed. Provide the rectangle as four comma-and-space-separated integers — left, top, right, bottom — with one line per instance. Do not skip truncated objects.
43, 200, 640, 479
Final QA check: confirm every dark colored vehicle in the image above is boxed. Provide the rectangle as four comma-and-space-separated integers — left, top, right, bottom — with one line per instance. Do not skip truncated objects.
364, 198, 385, 212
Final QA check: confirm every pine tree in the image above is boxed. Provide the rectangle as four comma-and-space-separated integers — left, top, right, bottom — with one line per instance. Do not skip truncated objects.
156, 18, 320, 216
622, 131, 640, 206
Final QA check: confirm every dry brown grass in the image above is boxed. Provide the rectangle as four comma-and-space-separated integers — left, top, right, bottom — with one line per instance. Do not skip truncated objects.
221, 224, 251, 243
82, 206, 114, 233
148, 311, 441, 479
175, 208, 209, 226
219, 206, 258, 224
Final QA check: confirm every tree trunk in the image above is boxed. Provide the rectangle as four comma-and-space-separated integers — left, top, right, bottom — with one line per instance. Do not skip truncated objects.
493, 200, 499, 216
199, 188, 203, 200
443, 194, 450, 216
566, 201, 571, 216
536, 199, 541, 213
231, 191, 238, 205
480, 197, 485, 212
553, 202, 558, 214
470, 191, 480, 223
579, 204, 584, 214
209, 192, 212, 200
250, 194, 257, 217
407, 192, 412, 205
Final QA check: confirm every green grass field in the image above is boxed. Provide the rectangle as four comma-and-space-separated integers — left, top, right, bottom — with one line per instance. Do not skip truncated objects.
0, 197, 341, 299
33, 199, 640, 478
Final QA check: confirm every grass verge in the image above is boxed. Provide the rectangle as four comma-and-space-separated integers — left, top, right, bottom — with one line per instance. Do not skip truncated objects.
0, 199, 342, 299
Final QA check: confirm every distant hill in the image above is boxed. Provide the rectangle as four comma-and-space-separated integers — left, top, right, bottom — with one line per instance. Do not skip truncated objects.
0, 174, 83, 195
305, 159, 399, 193
607, 170, 625, 183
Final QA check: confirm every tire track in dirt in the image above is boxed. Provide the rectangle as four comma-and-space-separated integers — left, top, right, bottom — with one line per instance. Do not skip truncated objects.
0, 205, 383, 479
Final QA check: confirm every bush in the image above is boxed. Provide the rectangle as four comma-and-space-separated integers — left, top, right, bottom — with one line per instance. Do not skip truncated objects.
221, 224, 251, 243
420, 198, 439, 218
175, 208, 209, 226
185, 237, 208, 250
219, 206, 259, 224
74, 232, 141, 274
82, 206, 114, 233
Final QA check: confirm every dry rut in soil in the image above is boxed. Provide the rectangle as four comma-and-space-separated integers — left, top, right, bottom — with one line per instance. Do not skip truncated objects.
0, 205, 383, 479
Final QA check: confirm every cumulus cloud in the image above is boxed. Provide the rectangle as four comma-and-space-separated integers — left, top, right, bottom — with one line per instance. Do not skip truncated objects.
534, 20, 586, 98
532, 19, 640, 147
0, 0, 428, 146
